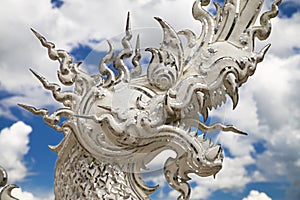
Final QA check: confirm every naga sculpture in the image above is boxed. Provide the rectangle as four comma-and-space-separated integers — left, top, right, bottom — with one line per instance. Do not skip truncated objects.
14, 0, 281, 199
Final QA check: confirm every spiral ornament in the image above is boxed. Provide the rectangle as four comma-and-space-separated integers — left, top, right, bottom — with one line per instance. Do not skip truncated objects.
147, 48, 179, 91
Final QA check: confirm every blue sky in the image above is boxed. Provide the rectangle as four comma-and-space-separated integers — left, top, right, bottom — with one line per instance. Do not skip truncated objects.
1, 0, 300, 199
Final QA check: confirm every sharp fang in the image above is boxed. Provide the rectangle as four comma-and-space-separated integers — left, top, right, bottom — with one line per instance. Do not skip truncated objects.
224, 73, 239, 109
213, 174, 217, 179
256, 44, 271, 63
202, 107, 208, 122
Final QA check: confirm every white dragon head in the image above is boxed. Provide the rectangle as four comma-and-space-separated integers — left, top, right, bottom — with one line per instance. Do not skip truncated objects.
17, 0, 281, 199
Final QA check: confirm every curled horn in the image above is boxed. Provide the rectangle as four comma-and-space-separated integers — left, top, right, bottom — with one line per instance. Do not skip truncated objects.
114, 12, 133, 83
192, 0, 215, 46
29, 69, 79, 108
18, 104, 74, 132
31, 29, 78, 86
99, 40, 116, 87
252, 0, 281, 41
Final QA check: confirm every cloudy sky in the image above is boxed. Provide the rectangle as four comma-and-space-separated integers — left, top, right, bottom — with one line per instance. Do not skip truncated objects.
0, 0, 300, 199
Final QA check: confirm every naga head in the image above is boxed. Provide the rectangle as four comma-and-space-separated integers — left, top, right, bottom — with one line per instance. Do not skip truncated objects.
164, 134, 223, 200
18, 0, 281, 199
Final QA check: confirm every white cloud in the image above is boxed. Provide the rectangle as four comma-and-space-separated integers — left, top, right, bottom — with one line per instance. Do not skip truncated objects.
0, 121, 32, 183
268, 12, 300, 57
11, 188, 54, 200
202, 53, 300, 198
0, 122, 54, 200
1, 0, 300, 199
243, 190, 272, 200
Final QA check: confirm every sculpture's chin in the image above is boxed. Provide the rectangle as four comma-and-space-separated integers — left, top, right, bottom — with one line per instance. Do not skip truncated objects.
200, 145, 223, 177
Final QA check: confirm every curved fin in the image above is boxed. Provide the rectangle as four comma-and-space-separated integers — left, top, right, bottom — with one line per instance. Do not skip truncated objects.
154, 17, 183, 73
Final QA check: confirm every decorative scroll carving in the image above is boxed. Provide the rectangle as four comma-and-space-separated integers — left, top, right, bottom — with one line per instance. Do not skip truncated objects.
19, 0, 280, 199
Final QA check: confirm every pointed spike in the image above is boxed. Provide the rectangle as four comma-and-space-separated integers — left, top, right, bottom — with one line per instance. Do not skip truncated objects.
205, 145, 220, 161
201, 107, 208, 122
231, 88, 239, 109
29, 68, 38, 76
126, 11, 131, 33
97, 105, 112, 112
99, 40, 115, 85
105, 40, 116, 63
154, 16, 182, 50
224, 73, 239, 109
154, 17, 177, 38
75, 61, 82, 69
202, 138, 211, 149
107, 40, 113, 52
30, 68, 60, 92
189, 128, 198, 137
18, 103, 30, 110
30, 28, 43, 40
256, 44, 271, 63
18, 103, 48, 116
197, 134, 205, 142
29, 68, 46, 85
136, 34, 141, 50
196, 91, 204, 109
229, 126, 248, 135
132, 35, 142, 77
105, 40, 115, 62
30, 28, 54, 49
48, 145, 60, 153
30, 28, 58, 60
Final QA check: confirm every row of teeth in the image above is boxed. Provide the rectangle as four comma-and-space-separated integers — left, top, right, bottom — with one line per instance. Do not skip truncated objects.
187, 129, 215, 148
197, 135, 223, 162
197, 134, 215, 148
